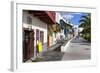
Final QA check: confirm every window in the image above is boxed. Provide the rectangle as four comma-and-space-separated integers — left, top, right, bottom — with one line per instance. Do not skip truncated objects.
40, 31, 44, 44
36, 29, 39, 42
27, 16, 32, 24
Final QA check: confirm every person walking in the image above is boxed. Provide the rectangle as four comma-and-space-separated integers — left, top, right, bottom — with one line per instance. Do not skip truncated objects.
37, 40, 43, 58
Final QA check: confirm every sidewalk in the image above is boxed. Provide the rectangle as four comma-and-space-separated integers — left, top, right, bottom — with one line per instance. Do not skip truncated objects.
30, 43, 64, 62
62, 37, 91, 60
27, 37, 91, 62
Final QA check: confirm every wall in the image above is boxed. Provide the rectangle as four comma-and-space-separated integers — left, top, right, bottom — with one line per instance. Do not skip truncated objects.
56, 12, 63, 24
23, 11, 48, 58
52, 32, 56, 45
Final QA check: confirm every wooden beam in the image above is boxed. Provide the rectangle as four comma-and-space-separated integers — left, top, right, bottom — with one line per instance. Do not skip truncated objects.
34, 15, 48, 17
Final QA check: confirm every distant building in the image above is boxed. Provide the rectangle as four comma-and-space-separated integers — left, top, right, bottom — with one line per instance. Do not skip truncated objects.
56, 12, 74, 40
78, 27, 84, 36
73, 25, 79, 37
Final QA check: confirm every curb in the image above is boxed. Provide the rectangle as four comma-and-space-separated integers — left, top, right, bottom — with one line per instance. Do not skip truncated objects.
61, 37, 75, 52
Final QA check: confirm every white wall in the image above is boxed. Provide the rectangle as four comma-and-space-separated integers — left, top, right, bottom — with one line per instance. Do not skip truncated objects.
52, 32, 56, 44
78, 27, 84, 32
56, 12, 65, 39
23, 11, 48, 47
56, 12, 63, 24
56, 12, 69, 24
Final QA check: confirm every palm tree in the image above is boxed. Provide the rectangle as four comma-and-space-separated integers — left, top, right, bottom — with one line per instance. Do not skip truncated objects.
79, 14, 91, 42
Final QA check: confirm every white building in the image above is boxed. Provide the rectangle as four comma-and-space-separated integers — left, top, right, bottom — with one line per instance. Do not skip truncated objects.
56, 12, 65, 40
23, 10, 55, 62
73, 25, 79, 37
56, 12, 74, 40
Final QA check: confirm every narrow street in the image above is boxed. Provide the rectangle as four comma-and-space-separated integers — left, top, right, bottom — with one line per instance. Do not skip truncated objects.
23, 10, 91, 63
62, 37, 91, 61
30, 37, 91, 62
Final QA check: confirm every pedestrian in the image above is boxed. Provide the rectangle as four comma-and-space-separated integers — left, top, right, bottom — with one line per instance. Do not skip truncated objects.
37, 40, 43, 58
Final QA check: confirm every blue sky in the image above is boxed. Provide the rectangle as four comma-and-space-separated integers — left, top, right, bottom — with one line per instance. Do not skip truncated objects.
59, 12, 90, 26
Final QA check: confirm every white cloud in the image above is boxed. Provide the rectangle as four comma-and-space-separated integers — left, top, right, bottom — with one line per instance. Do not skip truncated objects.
62, 14, 74, 20
74, 25, 78, 28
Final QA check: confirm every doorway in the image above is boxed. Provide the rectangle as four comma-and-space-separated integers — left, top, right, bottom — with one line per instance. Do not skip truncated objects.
23, 28, 34, 62
36, 29, 44, 56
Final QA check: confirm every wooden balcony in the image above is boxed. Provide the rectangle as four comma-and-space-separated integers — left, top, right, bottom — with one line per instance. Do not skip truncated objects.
28, 10, 55, 24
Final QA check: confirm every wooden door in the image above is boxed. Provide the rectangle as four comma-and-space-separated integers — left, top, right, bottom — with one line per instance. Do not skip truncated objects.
23, 29, 34, 62
29, 31, 34, 58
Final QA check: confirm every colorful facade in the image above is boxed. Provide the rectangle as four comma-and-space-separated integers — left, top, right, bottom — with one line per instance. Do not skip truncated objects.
23, 10, 74, 62
23, 10, 56, 62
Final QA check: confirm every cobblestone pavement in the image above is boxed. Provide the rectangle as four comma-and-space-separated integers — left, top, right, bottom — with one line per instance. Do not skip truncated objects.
62, 37, 91, 60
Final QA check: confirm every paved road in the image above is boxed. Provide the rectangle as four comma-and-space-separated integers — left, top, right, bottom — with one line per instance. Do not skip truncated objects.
62, 37, 91, 60
27, 37, 91, 62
